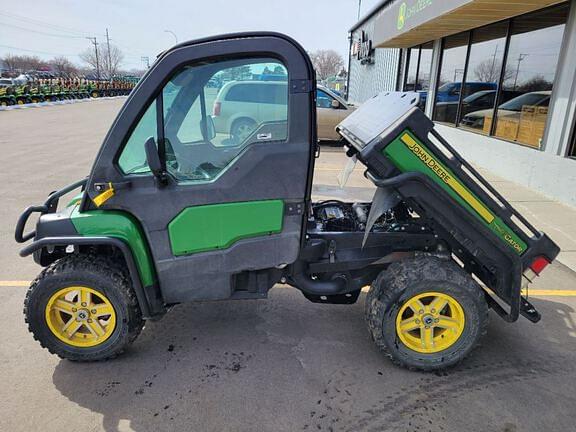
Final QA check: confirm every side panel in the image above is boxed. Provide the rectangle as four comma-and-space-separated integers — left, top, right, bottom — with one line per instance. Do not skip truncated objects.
168, 200, 284, 255
70, 207, 156, 287
382, 129, 527, 254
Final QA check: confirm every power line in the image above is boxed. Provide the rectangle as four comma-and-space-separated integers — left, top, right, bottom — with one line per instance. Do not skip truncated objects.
0, 44, 79, 57
0, 21, 88, 39
0, 10, 105, 37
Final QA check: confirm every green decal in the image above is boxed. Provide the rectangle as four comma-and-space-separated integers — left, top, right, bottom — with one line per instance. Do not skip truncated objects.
383, 130, 527, 255
398, 3, 407, 30
71, 207, 156, 286
168, 200, 284, 256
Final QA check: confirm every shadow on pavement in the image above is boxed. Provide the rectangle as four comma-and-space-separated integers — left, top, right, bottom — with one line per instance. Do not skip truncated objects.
52, 290, 576, 432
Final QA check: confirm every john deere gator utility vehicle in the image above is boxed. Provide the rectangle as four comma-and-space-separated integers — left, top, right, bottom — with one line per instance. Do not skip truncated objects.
16, 33, 559, 370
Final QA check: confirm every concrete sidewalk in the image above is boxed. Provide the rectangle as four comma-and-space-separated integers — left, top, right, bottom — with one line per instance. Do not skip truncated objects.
475, 167, 576, 272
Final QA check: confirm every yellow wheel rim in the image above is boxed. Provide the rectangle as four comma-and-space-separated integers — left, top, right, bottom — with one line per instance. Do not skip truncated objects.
395, 292, 465, 354
45, 286, 116, 347
17, 100, 24, 105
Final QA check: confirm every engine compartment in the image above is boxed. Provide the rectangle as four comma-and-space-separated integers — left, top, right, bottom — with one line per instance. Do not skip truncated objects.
308, 200, 419, 233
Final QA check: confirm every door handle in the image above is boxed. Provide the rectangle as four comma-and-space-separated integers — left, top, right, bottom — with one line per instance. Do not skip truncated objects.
93, 181, 132, 207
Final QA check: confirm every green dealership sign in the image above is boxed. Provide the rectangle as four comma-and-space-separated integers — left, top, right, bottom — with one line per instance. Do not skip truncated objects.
374, 0, 473, 47
397, 0, 434, 30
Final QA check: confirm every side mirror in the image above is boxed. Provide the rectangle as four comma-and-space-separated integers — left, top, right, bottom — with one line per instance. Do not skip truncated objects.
201, 115, 216, 140
145, 137, 167, 185
331, 99, 341, 109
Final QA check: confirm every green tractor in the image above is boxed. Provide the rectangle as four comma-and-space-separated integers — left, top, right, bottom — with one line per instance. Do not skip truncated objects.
14, 84, 32, 105
0, 86, 16, 106
16, 33, 559, 370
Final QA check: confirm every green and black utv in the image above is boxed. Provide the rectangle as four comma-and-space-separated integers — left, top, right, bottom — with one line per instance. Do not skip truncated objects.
16, 32, 559, 370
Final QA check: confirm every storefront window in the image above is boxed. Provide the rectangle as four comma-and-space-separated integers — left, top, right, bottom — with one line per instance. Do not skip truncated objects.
404, 48, 419, 91
458, 21, 508, 132
569, 123, 576, 159
493, 4, 568, 148
433, 32, 470, 124
418, 42, 433, 92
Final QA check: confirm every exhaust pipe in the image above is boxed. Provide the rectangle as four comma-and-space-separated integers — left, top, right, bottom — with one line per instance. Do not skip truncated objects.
287, 260, 349, 295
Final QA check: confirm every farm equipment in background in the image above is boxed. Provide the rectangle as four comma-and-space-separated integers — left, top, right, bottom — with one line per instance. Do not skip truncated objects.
0, 86, 17, 106
0, 77, 138, 106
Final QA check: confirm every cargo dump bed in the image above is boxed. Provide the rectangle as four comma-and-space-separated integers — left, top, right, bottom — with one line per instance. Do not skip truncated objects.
336, 92, 560, 322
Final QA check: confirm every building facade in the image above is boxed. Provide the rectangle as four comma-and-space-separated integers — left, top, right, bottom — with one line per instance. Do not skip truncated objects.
347, 0, 576, 207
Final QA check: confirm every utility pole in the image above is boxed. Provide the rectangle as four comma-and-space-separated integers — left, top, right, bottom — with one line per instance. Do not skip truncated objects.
141, 56, 150, 69
106, 28, 113, 79
86, 37, 100, 80
357, 0, 362, 20
489, 45, 498, 82
513, 53, 528, 90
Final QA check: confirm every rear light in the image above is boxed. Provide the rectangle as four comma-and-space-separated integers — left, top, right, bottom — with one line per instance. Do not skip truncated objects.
213, 101, 221, 116
522, 256, 551, 292
529, 256, 550, 275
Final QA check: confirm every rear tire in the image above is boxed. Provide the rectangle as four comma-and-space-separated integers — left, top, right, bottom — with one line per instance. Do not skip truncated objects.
365, 256, 488, 371
24, 254, 144, 361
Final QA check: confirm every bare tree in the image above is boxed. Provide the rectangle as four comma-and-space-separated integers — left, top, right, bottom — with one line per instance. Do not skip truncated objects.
80, 44, 124, 78
473, 59, 513, 83
516, 75, 553, 92
2, 54, 20, 73
1, 54, 48, 73
49, 56, 78, 76
80, 48, 100, 76
102, 45, 124, 78
309, 49, 344, 81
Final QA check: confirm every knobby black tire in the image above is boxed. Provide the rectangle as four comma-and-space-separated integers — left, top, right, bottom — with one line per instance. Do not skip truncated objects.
365, 256, 489, 371
24, 254, 144, 361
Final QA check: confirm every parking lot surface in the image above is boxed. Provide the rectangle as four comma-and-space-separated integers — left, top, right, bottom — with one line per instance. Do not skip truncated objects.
1, 100, 575, 432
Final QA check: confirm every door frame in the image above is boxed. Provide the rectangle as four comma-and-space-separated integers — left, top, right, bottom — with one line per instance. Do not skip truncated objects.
81, 32, 317, 302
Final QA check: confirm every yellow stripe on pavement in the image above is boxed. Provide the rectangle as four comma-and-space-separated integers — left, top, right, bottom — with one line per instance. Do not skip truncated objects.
0, 281, 30, 287
2, 281, 576, 297
522, 289, 576, 297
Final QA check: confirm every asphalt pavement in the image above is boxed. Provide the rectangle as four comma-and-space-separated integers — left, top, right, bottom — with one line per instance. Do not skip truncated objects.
0, 99, 575, 432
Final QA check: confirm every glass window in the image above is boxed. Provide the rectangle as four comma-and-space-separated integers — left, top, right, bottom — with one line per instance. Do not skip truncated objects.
418, 42, 433, 92
316, 89, 334, 108
569, 125, 576, 159
458, 21, 508, 132
404, 47, 419, 91
433, 32, 470, 124
494, 4, 568, 148
118, 58, 288, 182
118, 103, 157, 175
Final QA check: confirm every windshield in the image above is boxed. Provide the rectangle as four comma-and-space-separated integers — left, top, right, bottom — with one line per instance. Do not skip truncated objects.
463, 91, 494, 103
319, 86, 347, 105
499, 93, 550, 111
437, 83, 456, 93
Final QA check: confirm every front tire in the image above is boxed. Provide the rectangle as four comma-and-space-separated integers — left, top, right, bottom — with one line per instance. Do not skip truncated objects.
24, 254, 144, 361
365, 256, 488, 371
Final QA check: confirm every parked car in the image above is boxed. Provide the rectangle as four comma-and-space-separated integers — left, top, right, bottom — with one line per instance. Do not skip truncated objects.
434, 89, 522, 124
212, 80, 288, 144
316, 85, 356, 142
419, 81, 498, 108
212, 81, 356, 144
0, 78, 14, 87
461, 91, 551, 129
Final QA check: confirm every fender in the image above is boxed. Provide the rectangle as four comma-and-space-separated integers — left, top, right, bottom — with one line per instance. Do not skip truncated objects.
20, 236, 163, 319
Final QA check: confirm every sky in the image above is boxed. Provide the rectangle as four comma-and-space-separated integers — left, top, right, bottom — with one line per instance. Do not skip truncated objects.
0, 0, 382, 71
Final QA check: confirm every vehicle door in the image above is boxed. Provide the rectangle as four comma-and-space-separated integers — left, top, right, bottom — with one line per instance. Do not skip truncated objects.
316, 89, 341, 141
83, 33, 317, 302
